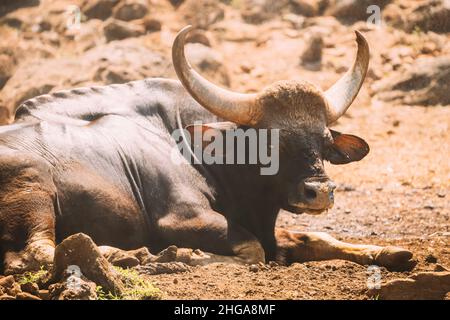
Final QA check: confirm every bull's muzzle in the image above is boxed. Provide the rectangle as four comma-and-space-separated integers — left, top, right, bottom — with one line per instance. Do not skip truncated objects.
289, 178, 337, 215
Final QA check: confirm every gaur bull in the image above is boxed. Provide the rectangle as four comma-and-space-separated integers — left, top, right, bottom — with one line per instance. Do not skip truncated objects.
0, 26, 414, 275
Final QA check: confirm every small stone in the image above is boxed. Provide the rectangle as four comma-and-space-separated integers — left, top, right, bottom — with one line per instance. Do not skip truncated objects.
344, 209, 352, 214
301, 34, 323, 65
249, 264, 259, 273
425, 254, 438, 264
103, 19, 146, 42
38, 289, 51, 300
173, 278, 178, 284
437, 191, 446, 198
20, 282, 40, 296
142, 18, 161, 32
268, 261, 279, 267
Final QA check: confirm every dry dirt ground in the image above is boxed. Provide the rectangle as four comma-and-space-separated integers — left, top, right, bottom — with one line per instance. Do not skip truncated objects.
0, 0, 449, 299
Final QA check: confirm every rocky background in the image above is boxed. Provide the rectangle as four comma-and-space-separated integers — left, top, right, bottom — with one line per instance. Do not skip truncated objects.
0, 0, 449, 300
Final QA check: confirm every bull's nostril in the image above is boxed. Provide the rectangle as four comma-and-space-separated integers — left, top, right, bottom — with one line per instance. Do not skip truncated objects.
304, 188, 317, 200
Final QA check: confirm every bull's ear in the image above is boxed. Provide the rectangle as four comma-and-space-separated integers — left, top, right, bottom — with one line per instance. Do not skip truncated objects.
325, 129, 369, 164
185, 122, 237, 154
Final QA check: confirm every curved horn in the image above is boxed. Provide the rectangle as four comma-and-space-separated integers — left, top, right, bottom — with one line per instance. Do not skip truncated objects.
172, 25, 259, 125
324, 31, 370, 124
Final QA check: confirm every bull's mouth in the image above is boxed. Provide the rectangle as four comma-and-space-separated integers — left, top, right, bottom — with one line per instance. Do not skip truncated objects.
284, 204, 328, 215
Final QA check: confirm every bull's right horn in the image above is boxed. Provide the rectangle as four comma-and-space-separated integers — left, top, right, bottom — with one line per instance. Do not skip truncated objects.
324, 31, 370, 124
172, 25, 260, 126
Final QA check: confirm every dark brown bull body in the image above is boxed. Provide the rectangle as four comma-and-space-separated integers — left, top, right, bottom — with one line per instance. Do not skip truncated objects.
0, 27, 415, 275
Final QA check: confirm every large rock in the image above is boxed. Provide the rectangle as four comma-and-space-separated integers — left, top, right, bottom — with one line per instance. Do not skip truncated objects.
385, 0, 450, 33
290, 0, 320, 17
179, 0, 225, 29
325, 0, 391, 22
300, 34, 323, 68
372, 56, 450, 106
240, 0, 289, 24
49, 267, 98, 300
82, 0, 120, 20
113, 0, 148, 21
0, 275, 21, 297
0, 40, 172, 117
0, 53, 15, 89
51, 233, 125, 295
103, 18, 146, 42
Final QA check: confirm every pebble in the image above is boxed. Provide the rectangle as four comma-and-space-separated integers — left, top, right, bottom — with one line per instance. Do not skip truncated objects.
425, 254, 438, 264
249, 265, 259, 273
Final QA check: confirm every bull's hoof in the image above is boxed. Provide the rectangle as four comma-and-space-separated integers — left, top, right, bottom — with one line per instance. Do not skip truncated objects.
4, 240, 54, 275
374, 246, 417, 271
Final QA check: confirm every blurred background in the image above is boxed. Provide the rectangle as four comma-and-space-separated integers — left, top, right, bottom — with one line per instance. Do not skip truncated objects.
0, 0, 449, 262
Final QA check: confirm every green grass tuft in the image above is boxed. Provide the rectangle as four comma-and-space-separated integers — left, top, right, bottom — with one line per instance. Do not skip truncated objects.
97, 267, 162, 300
18, 266, 48, 285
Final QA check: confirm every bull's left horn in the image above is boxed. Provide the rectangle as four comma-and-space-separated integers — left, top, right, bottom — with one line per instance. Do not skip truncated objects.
172, 25, 260, 126
324, 31, 370, 124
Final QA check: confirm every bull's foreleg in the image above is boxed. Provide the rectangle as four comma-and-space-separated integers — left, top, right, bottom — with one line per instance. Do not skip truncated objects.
0, 158, 57, 275
157, 210, 265, 266
275, 228, 416, 271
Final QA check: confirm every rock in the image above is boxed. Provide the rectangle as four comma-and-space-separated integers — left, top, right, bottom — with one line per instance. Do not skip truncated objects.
300, 34, 323, 67
0, 105, 10, 124
290, 0, 319, 17
49, 273, 98, 300
150, 246, 178, 263
142, 17, 162, 32
52, 233, 125, 295
368, 271, 450, 300
82, 0, 120, 20
0, 275, 15, 288
128, 247, 155, 265
326, 0, 391, 22
371, 56, 450, 106
103, 19, 146, 42
99, 246, 141, 268
0, 53, 15, 89
185, 43, 230, 86
385, 0, 450, 33
168, 0, 185, 7
38, 289, 51, 300
135, 262, 192, 275
179, 0, 225, 29
185, 29, 211, 47
249, 264, 259, 272
1, 40, 172, 117
240, 0, 289, 24
16, 292, 42, 300
20, 282, 40, 296
0, 275, 21, 297
425, 254, 438, 264
113, 0, 148, 21
0, 295, 15, 300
